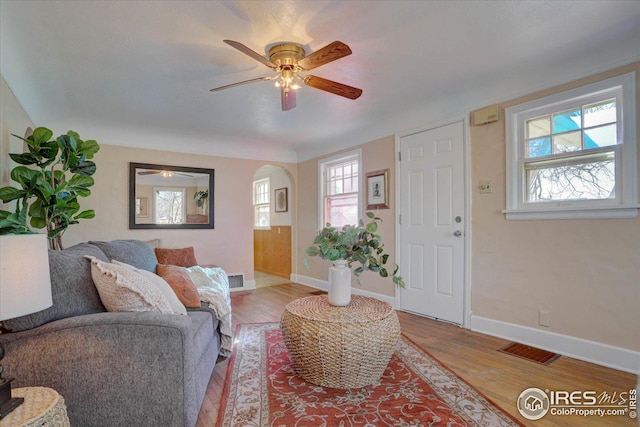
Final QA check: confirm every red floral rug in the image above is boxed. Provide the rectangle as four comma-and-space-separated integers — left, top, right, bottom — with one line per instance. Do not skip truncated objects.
217, 323, 523, 426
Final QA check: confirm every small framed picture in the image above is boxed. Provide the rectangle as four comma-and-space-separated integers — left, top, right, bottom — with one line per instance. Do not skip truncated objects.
366, 169, 389, 210
135, 197, 148, 217
274, 187, 288, 212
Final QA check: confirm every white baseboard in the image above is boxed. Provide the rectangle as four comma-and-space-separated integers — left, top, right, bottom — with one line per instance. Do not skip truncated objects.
470, 315, 640, 374
291, 274, 397, 307
229, 279, 256, 292
291, 274, 327, 291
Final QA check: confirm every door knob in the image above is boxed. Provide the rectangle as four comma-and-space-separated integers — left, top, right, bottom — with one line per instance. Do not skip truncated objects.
453, 230, 462, 237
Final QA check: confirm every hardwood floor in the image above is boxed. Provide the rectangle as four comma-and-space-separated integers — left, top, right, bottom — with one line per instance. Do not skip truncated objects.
196, 283, 637, 426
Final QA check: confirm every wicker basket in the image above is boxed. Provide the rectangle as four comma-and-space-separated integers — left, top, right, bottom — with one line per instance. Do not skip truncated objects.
280, 295, 401, 389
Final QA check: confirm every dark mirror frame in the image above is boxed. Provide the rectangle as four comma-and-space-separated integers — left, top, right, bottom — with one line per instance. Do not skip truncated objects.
129, 162, 215, 229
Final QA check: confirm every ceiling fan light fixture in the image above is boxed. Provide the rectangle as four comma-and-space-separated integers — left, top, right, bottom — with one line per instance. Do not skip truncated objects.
212, 39, 362, 111
268, 43, 306, 67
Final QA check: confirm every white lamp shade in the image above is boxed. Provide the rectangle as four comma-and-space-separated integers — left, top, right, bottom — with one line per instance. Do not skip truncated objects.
0, 234, 53, 321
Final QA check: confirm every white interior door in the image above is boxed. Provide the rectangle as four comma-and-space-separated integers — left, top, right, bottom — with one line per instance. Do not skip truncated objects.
398, 121, 465, 324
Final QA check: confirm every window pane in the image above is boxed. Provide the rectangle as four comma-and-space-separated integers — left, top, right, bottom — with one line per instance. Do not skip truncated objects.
325, 194, 358, 228
155, 190, 184, 224
584, 124, 617, 148
254, 180, 269, 204
553, 131, 581, 153
526, 155, 615, 202
526, 137, 551, 158
553, 108, 581, 133
526, 116, 551, 138
326, 159, 358, 196
255, 205, 269, 227
584, 99, 616, 128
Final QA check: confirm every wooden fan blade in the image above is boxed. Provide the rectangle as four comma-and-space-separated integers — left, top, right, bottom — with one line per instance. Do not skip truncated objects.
210, 76, 273, 92
281, 86, 296, 111
223, 40, 276, 69
297, 41, 352, 71
138, 171, 160, 175
303, 75, 362, 100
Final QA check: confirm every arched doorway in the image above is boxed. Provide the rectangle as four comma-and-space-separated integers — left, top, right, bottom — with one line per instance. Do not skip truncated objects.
252, 165, 293, 287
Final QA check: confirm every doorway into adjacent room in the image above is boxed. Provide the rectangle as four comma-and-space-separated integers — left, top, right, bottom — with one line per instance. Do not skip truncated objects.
252, 165, 293, 287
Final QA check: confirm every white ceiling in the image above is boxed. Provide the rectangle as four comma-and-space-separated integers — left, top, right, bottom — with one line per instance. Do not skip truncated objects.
2, 1, 639, 163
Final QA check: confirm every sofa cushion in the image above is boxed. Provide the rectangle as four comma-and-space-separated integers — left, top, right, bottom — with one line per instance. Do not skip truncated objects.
4, 243, 109, 332
113, 260, 188, 316
156, 264, 201, 308
155, 247, 198, 267
87, 257, 174, 314
89, 240, 158, 272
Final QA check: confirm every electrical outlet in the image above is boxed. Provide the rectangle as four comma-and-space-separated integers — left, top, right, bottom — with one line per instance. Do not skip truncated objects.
539, 310, 550, 327
479, 181, 493, 194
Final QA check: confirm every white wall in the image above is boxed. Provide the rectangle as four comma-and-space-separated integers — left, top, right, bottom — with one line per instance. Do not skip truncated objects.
1, 74, 33, 188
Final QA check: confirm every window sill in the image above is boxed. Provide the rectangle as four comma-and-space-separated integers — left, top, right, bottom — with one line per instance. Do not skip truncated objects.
254, 226, 272, 230
502, 204, 640, 220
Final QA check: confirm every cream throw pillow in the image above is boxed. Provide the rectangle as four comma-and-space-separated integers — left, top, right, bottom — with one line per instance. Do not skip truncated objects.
113, 260, 188, 315
85, 256, 173, 314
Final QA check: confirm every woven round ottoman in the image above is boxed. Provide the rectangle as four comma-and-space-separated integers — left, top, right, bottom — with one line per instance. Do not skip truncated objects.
280, 295, 401, 389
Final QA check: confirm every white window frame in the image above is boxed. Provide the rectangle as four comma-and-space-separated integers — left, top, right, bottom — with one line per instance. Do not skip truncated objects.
253, 177, 270, 229
153, 186, 186, 224
318, 149, 361, 229
504, 72, 638, 220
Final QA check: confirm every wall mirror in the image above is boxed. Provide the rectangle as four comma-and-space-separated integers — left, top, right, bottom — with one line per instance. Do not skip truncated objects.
129, 162, 214, 229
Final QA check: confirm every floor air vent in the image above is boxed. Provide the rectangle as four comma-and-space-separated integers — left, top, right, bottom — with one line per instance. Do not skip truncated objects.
498, 342, 560, 365
227, 274, 244, 289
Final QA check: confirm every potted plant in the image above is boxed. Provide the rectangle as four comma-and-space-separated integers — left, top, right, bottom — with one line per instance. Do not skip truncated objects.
305, 212, 404, 305
193, 189, 209, 214
194, 189, 208, 206
0, 127, 100, 250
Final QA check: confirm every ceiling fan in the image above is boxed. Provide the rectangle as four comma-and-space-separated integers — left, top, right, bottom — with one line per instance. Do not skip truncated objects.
138, 170, 193, 178
210, 40, 363, 111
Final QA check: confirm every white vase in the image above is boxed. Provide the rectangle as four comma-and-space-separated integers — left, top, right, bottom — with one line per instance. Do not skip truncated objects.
328, 259, 351, 306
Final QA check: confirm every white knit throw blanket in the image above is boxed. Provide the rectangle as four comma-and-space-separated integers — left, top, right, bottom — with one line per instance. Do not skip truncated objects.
186, 266, 233, 357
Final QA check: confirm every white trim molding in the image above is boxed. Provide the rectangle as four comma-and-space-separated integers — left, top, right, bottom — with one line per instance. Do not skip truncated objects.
504, 71, 637, 220
229, 279, 256, 292
470, 315, 639, 374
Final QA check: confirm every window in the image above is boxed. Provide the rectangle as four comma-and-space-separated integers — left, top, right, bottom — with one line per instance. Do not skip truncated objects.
154, 187, 186, 224
254, 178, 270, 228
319, 150, 361, 228
504, 72, 637, 220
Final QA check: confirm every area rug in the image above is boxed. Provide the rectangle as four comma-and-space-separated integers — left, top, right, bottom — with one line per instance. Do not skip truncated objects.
217, 322, 523, 426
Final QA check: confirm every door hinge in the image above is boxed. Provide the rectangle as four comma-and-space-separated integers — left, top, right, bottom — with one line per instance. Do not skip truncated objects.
398, 151, 401, 161
399, 214, 402, 225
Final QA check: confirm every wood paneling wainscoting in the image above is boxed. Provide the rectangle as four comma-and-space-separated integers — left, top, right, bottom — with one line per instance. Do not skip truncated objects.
254, 226, 291, 279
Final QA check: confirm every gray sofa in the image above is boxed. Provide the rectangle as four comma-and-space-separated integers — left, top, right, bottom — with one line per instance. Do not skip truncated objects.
0, 240, 222, 427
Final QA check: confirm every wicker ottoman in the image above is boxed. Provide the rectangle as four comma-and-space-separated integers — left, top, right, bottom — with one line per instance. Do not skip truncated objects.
280, 295, 401, 389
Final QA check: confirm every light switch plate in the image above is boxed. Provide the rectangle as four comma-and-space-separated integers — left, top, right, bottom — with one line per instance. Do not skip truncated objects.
479, 180, 492, 193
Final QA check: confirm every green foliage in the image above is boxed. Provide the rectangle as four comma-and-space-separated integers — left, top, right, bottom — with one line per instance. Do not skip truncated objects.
193, 189, 209, 207
193, 189, 209, 201
0, 127, 100, 249
305, 212, 405, 288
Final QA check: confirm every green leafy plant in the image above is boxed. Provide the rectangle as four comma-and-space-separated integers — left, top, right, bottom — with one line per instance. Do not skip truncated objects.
193, 189, 209, 207
305, 212, 405, 288
0, 127, 100, 250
